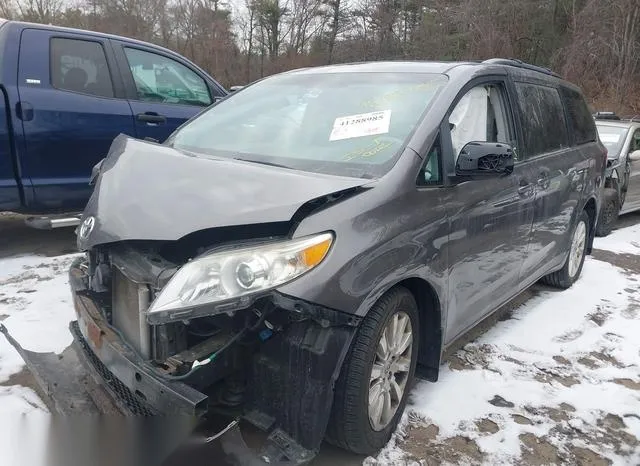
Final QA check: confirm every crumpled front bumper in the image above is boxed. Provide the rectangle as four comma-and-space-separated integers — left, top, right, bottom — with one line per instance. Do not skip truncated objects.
69, 261, 208, 418
68, 258, 361, 465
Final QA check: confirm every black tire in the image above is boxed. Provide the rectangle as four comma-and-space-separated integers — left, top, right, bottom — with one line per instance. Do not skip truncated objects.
595, 188, 619, 237
326, 287, 419, 455
541, 210, 590, 289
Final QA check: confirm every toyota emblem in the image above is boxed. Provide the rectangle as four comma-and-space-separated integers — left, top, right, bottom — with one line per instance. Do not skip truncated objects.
79, 216, 95, 240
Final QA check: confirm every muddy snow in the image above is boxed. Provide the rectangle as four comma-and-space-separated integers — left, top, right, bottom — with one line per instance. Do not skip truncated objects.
0, 222, 639, 465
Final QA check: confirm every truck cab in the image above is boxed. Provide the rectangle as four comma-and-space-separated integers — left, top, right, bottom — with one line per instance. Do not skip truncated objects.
0, 20, 227, 215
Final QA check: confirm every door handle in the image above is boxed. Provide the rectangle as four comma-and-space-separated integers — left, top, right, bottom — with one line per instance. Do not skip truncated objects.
137, 113, 166, 124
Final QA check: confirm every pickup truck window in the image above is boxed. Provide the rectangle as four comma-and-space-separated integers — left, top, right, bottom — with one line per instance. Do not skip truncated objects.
50, 38, 114, 98
124, 48, 212, 107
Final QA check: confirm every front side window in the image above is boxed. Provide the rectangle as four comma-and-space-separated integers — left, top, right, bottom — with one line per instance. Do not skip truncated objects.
515, 83, 569, 157
560, 87, 597, 145
50, 38, 114, 98
596, 125, 629, 158
168, 72, 448, 179
448, 83, 513, 162
124, 48, 211, 106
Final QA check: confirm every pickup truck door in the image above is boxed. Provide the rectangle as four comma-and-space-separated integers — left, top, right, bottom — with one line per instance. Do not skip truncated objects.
17, 28, 135, 211
0, 87, 21, 210
111, 40, 225, 142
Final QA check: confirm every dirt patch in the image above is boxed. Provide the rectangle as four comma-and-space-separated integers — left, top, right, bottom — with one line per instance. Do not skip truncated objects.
402, 423, 484, 465
590, 351, 624, 368
488, 395, 515, 408
577, 356, 600, 369
0, 366, 36, 387
0, 295, 28, 308
475, 418, 499, 434
524, 405, 571, 423
534, 367, 580, 387
568, 446, 612, 466
448, 344, 494, 371
553, 355, 571, 365
0, 313, 8, 321
511, 414, 533, 425
587, 307, 611, 326
613, 378, 640, 390
553, 329, 583, 342
592, 249, 640, 275
0, 214, 77, 259
519, 433, 562, 465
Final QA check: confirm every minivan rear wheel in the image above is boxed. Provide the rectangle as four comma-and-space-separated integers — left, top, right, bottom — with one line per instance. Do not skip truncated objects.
541, 210, 589, 289
327, 287, 419, 455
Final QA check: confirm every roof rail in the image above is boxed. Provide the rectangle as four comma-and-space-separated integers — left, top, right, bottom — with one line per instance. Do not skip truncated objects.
482, 58, 561, 78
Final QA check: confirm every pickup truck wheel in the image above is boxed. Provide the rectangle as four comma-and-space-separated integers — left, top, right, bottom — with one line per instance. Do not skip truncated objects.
595, 188, 619, 237
541, 210, 589, 289
327, 287, 419, 455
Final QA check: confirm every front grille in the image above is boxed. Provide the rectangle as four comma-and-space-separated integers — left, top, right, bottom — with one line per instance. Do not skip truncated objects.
71, 321, 155, 416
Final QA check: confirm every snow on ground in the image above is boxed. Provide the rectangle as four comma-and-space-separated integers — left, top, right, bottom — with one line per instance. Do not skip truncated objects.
592, 221, 640, 255
370, 253, 640, 464
0, 253, 81, 413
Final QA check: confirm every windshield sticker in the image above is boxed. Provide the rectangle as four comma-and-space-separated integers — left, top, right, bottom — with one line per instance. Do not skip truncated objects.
343, 138, 395, 161
600, 133, 621, 143
330, 110, 392, 141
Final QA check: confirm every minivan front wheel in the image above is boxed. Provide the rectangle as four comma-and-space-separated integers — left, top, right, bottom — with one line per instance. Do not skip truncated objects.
541, 210, 589, 289
327, 287, 419, 455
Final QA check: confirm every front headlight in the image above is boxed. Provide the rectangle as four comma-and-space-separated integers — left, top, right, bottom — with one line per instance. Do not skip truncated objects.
146, 232, 333, 324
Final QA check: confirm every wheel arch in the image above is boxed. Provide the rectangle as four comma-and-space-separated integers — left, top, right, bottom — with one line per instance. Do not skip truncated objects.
366, 277, 444, 383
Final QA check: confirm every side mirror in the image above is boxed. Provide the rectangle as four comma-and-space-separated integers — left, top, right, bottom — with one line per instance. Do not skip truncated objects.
455, 142, 515, 179
630, 150, 640, 162
89, 158, 105, 186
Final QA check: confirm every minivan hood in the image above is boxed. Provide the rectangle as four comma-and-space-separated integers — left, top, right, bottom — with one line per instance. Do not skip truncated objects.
77, 135, 370, 249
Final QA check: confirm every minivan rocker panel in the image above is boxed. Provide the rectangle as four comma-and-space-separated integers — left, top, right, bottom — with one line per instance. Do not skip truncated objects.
70, 60, 605, 464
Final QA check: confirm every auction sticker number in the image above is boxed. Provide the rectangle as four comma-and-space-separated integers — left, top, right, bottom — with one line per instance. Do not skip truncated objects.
330, 110, 392, 141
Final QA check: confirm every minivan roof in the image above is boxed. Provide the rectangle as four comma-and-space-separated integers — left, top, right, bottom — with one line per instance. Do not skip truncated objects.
283, 59, 579, 91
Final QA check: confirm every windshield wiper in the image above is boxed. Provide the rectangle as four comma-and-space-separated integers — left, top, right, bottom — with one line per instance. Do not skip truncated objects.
232, 157, 291, 169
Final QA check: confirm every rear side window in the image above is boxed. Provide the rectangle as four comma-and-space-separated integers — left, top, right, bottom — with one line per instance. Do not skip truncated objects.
50, 38, 114, 98
515, 83, 569, 157
560, 87, 597, 145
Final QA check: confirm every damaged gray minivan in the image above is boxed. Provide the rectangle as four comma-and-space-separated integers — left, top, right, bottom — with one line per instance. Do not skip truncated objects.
69, 59, 605, 463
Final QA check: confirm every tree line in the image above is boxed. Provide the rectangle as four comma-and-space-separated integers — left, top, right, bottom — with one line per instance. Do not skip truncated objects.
2, 0, 639, 115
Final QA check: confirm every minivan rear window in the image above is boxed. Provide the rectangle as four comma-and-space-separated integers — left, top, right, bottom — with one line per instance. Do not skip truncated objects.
560, 87, 598, 145
515, 83, 569, 157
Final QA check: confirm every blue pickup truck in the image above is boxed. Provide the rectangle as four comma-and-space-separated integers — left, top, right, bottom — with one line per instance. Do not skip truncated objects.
0, 19, 227, 225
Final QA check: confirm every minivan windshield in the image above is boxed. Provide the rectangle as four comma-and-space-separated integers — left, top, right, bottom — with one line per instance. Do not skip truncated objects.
168, 72, 448, 178
596, 124, 629, 158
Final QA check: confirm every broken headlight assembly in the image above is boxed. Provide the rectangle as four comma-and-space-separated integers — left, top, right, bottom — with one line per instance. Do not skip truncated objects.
146, 232, 333, 324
